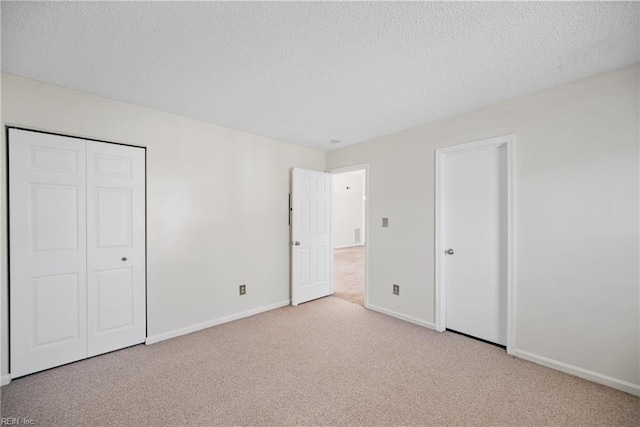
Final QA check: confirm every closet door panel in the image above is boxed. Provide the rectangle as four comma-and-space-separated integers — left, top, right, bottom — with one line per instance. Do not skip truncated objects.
9, 129, 88, 378
86, 141, 146, 356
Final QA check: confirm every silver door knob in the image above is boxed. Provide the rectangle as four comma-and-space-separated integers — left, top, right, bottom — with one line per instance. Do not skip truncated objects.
445, 249, 454, 255
121, 257, 128, 261
294, 241, 300, 246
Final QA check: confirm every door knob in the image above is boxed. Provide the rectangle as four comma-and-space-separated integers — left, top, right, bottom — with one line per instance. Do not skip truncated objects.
294, 241, 300, 246
121, 257, 128, 261
445, 249, 454, 255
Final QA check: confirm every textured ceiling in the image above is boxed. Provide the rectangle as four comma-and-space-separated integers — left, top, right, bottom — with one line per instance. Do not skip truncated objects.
2, 2, 639, 151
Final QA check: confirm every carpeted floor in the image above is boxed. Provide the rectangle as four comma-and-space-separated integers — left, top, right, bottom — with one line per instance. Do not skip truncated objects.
333, 246, 365, 305
1, 297, 638, 426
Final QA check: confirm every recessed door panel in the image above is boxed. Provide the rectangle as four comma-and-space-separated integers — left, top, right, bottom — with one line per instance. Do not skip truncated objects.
95, 154, 132, 178
316, 179, 326, 194
31, 184, 78, 253
316, 247, 326, 282
299, 248, 310, 287
316, 199, 326, 234
96, 268, 134, 333
30, 145, 78, 173
96, 188, 132, 248
300, 198, 310, 236
34, 273, 80, 347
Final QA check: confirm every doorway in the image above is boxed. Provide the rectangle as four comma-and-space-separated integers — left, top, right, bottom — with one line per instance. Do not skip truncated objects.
330, 165, 368, 306
435, 135, 515, 352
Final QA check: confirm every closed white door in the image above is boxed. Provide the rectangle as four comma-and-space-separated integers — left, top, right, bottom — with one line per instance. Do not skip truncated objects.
444, 144, 507, 345
87, 141, 146, 356
291, 168, 331, 305
9, 129, 88, 377
9, 129, 146, 378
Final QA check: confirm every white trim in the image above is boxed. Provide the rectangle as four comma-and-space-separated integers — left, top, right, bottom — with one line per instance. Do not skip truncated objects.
513, 349, 640, 397
367, 304, 436, 330
145, 300, 290, 345
1, 374, 11, 386
333, 243, 365, 250
434, 134, 516, 354
327, 164, 369, 175
506, 136, 517, 354
328, 163, 370, 308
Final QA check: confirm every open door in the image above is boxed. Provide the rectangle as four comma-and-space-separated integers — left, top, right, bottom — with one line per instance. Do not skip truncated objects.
291, 168, 332, 305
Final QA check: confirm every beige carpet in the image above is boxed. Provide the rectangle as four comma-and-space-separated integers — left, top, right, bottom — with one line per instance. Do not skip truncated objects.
2, 297, 638, 426
333, 246, 365, 305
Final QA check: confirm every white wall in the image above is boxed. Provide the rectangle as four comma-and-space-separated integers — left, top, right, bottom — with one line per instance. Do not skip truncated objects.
327, 64, 640, 392
332, 170, 365, 248
0, 73, 326, 378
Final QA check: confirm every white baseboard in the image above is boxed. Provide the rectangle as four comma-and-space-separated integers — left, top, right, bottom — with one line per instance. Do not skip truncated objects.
366, 304, 436, 330
513, 349, 640, 397
1, 374, 11, 386
333, 243, 365, 249
145, 300, 290, 345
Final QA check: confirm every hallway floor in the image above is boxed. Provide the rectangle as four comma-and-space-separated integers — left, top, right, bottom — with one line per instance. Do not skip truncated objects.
333, 245, 365, 305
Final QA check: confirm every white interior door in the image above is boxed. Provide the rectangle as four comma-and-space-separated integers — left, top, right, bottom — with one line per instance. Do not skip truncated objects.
9, 129, 88, 377
291, 168, 331, 305
444, 144, 507, 345
9, 129, 146, 378
87, 141, 146, 356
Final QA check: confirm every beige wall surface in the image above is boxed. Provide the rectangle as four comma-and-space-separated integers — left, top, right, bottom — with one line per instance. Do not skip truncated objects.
327, 65, 640, 388
2, 65, 638, 393
0, 74, 325, 377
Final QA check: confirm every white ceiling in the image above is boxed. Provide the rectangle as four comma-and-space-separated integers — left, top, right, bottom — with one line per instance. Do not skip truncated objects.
2, 2, 639, 151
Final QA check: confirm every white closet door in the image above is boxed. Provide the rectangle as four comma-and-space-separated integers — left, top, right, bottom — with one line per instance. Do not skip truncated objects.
86, 141, 146, 356
9, 129, 88, 378
444, 145, 507, 345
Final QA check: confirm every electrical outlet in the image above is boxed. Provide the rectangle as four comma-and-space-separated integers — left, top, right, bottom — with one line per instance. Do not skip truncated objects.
239, 284, 246, 295
393, 284, 399, 295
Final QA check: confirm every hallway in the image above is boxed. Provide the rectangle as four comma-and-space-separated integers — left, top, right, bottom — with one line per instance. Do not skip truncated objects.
333, 246, 365, 305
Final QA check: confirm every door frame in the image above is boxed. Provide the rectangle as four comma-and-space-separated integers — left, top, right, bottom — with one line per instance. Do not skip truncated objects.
434, 135, 515, 354
327, 163, 370, 308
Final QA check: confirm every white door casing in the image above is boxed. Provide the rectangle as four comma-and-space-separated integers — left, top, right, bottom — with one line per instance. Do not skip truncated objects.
87, 141, 146, 356
435, 135, 515, 351
291, 168, 332, 305
9, 128, 146, 378
9, 129, 89, 377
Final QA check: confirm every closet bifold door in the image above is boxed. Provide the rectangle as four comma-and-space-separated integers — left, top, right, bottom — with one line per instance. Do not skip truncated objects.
86, 141, 146, 357
9, 129, 89, 378
9, 129, 146, 378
